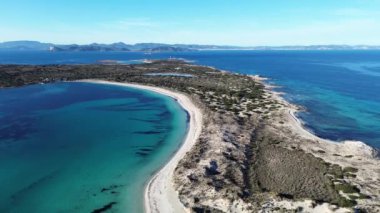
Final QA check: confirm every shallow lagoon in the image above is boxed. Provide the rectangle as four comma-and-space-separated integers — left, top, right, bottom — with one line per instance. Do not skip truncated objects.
0, 82, 188, 212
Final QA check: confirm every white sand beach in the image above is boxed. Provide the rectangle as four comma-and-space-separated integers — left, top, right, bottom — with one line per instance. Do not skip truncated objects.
78, 79, 379, 212
78, 80, 202, 213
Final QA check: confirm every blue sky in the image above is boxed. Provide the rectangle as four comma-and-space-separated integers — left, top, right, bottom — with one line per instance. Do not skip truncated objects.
1, 0, 380, 45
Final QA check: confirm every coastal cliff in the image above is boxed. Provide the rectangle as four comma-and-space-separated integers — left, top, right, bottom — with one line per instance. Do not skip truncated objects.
0, 60, 379, 212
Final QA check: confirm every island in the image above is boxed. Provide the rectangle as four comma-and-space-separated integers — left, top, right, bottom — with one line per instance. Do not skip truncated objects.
0, 60, 379, 212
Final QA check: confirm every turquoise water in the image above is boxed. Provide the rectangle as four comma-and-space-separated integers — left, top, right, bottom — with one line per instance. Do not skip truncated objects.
0, 82, 188, 212
0, 50, 379, 147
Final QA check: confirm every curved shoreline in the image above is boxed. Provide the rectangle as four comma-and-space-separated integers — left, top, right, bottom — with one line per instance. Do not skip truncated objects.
78, 80, 202, 213
258, 77, 379, 158
286, 98, 379, 157
78, 78, 379, 212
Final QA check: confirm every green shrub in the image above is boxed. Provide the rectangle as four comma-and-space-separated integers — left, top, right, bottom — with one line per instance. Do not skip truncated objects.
334, 197, 357, 207
334, 183, 360, 194
343, 167, 358, 173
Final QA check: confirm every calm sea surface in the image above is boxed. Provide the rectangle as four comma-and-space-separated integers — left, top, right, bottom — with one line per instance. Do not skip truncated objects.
1, 50, 379, 147
0, 82, 188, 212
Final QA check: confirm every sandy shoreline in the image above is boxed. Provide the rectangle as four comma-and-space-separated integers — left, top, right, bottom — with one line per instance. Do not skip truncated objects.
268, 87, 379, 159
253, 73, 379, 158
78, 80, 202, 213
78, 78, 379, 212
264, 83, 380, 211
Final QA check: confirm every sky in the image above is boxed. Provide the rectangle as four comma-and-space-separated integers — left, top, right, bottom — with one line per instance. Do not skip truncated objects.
1, 0, 380, 46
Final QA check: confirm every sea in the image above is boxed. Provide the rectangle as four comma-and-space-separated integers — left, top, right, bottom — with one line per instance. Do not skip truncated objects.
0, 81, 188, 212
0, 50, 379, 211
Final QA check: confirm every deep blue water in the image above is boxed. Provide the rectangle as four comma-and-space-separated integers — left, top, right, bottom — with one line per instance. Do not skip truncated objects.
1, 50, 379, 147
0, 82, 188, 212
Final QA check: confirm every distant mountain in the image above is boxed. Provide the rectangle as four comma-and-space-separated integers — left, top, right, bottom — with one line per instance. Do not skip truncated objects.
1, 41, 380, 52
140, 46, 194, 52
132, 43, 170, 50
0, 41, 53, 51
52, 43, 132, 52
251, 45, 380, 50
0, 41, 198, 52
51, 42, 196, 52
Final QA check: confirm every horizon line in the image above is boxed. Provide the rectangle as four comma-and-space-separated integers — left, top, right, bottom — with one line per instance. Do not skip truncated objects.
1, 40, 380, 47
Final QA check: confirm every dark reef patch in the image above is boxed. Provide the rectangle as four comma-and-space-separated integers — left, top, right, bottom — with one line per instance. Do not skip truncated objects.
133, 130, 163, 135
0, 115, 36, 141
91, 202, 117, 213
136, 151, 149, 156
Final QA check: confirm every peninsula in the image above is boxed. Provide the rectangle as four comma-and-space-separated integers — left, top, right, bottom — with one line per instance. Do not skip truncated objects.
0, 60, 379, 212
